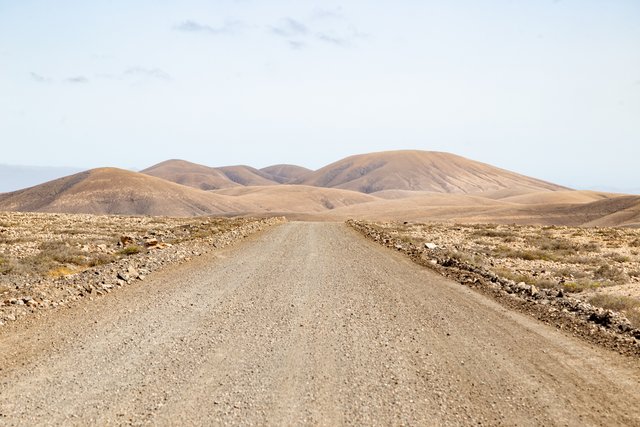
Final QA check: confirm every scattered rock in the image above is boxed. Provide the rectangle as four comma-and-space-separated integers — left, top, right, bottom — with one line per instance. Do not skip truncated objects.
127, 265, 139, 279
144, 237, 159, 248
347, 219, 640, 350
424, 242, 438, 250
0, 215, 285, 329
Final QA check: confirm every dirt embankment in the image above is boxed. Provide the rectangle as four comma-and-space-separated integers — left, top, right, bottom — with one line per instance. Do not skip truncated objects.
347, 220, 640, 357
0, 212, 284, 326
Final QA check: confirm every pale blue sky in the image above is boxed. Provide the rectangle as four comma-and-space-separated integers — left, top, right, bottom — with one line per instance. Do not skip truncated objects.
1, 0, 639, 191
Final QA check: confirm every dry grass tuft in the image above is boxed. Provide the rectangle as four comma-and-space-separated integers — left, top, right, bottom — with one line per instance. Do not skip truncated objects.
47, 266, 80, 278
604, 252, 630, 263
594, 264, 628, 283
562, 279, 604, 293
0, 257, 14, 275
119, 245, 143, 256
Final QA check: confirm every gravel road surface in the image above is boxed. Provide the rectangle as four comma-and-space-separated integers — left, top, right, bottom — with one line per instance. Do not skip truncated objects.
0, 222, 639, 426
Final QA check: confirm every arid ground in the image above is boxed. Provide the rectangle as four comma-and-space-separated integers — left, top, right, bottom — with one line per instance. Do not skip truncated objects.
1, 222, 639, 425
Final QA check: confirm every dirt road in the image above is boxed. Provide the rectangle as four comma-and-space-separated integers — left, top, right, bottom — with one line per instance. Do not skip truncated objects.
1, 222, 639, 425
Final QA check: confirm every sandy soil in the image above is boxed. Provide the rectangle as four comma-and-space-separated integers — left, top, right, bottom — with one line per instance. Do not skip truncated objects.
0, 213, 282, 326
351, 221, 640, 329
0, 222, 639, 425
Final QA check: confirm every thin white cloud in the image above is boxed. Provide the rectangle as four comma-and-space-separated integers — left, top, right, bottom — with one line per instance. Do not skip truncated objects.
271, 18, 309, 37
311, 7, 345, 21
124, 67, 171, 81
270, 15, 365, 49
29, 72, 51, 83
174, 20, 242, 35
65, 76, 89, 84
288, 40, 306, 50
316, 33, 349, 46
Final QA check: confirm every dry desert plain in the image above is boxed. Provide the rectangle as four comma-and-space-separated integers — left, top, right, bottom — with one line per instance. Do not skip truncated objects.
0, 150, 639, 425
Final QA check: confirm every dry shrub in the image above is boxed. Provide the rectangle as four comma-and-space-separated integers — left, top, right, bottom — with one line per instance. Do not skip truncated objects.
61, 228, 87, 236
443, 249, 484, 267
594, 264, 628, 283
595, 228, 622, 239
87, 253, 115, 267
552, 267, 590, 279
471, 229, 515, 239
119, 245, 142, 256
534, 236, 578, 252
629, 238, 640, 248
39, 241, 86, 265
589, 294, 640, 312
534, 278, 558, 289
580, 242, 601, 253
0, 256, 15, 275
565, 255, 600, 265
628, 269, 640, 278
626, 311, 640, 329
493, 246, 555, 261
604, 252, 630, 263
562, 279, 603, 293
493, 268, 535, 286
10, 242, 90, 275
588, 294, 640, 328
0, 236, 26, 244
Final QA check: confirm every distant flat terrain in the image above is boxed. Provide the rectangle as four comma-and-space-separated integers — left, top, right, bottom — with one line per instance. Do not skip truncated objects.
1, 223, 638, 425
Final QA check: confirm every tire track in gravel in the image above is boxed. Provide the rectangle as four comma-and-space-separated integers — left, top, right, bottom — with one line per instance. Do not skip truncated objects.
0, 222, 639, 426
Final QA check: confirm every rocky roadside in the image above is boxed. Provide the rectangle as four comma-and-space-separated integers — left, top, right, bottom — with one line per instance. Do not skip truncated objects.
347, 219, 640, 357
0, 216, 285, 327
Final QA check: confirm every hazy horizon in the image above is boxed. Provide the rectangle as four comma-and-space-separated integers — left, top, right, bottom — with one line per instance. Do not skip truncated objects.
1, 1, 639, 191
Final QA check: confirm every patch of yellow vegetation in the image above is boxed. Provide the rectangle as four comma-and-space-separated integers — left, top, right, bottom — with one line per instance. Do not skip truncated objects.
46, 266, 82, 278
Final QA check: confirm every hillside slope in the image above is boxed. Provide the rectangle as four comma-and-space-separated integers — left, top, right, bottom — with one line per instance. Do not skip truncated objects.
141, 160, 240, 191
260, 164, 313, 184
0, 168, 254, 216
216, 165, 279, 187
297, 150, 569, 194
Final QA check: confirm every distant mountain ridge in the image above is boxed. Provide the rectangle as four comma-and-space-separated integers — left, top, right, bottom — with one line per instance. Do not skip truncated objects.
0, 168, 254, 216
2, 150, 636, 227
140, 150, 566, 195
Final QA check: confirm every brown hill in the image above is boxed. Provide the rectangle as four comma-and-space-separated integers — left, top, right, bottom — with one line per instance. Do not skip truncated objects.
0, 168, 255, 216
141, 159, 240, 191
580, 196, 640, 227
260, 164, 313, 184
296, 150, 568, 194
141, 161, 280, 190
216, 166, 279, 187
4, 151, 636, 227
